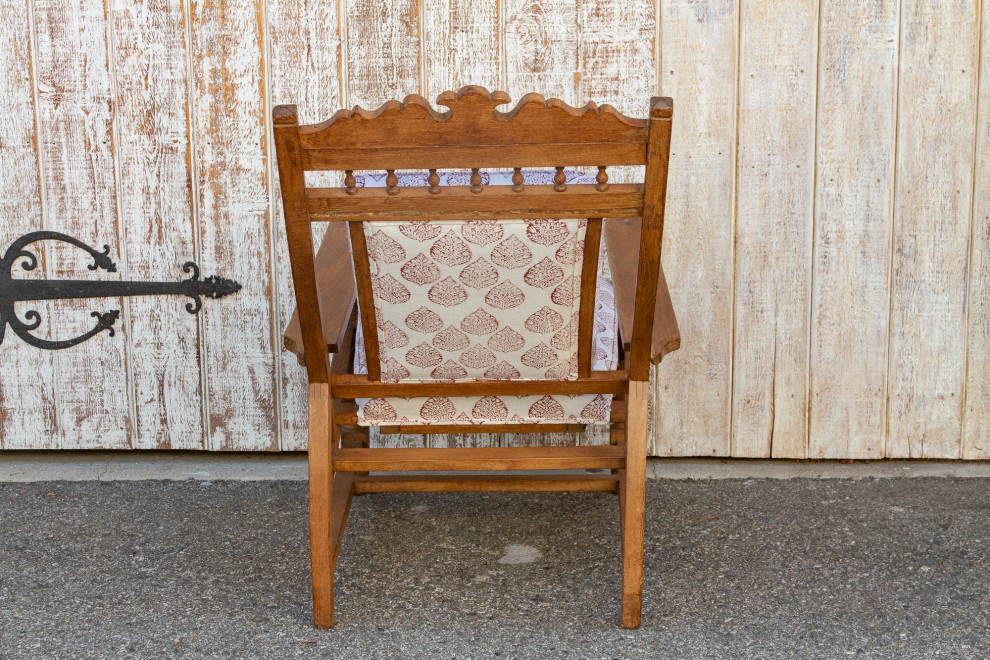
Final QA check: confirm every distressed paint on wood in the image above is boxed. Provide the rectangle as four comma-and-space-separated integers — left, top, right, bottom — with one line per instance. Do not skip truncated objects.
344, 0, 421, 109
345, 0, 425, 450
504, 0, 580, 103
652, 0, 737, 457
190, 0, 278, 450
2, 1, 989, 460
731, 0, 818, 458
502, 0, 580, 448
112, 0, 204, 450
580, 0, 657, 451
421, 0, 503, 450
887, 0, 980, 458
32, 0, 130, 448
580, 0, 657, 117
267, 0, 345, 450
0, 0, 58, 449
422, 0, 501, 98
963, 1, 990, 459
809, 0, 899, 460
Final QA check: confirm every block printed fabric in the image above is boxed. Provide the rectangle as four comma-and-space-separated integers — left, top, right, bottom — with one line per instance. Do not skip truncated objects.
351, 171, 618, 426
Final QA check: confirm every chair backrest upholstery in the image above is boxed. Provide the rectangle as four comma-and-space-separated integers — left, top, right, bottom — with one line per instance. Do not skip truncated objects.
356, 170, 616, 385
273, 86, 672, 388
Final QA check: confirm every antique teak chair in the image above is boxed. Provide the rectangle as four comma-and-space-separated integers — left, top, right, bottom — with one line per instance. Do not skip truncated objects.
274, 86, 679, 629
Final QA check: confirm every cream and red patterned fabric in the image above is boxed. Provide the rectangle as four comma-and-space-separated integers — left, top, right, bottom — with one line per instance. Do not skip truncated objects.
350, 171, 618, 426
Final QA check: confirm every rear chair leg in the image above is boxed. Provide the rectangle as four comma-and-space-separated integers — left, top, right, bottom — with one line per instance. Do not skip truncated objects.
308, 384, 335, 628
621, 381, 649, 629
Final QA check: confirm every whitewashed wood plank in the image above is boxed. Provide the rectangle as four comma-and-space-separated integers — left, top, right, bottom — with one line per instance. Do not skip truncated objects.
504, 431, 577, 448
581, 0, 656, 116
267, 0, 345, 451
422, 0, 501, 98
33, 0, 130, 449
345, 0, 424, 450
420, 0, 503, 449
0, 0, 58, 449
504, 0, 579, 103
809, 0, 899, 459
652, 0, 737, 457
344, 0, 421, 109
501, 0, 579, 448
580, 0, 657, 452
190, 0, 278, 450
963, 0, 990, 459
111, 0, 204, 450
428, 433, 501, 448
731, 0, 818, 458
887, 0, 980, 458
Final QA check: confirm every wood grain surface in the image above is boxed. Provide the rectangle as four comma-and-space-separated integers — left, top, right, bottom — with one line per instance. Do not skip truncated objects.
1, 0, 988, 460
887, 0, 980, 458
809, 0, 899, 459
731, 0, 818, 458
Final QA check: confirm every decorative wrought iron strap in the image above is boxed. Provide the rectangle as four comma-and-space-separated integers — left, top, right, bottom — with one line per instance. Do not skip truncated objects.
0, 231, 241, 350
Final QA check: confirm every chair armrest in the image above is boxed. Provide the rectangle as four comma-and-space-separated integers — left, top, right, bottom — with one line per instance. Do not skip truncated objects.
603, 217, 680, 364
283, 222, 357, 365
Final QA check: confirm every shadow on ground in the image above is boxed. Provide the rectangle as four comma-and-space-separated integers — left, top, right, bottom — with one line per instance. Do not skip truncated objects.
0, 478, 987, 658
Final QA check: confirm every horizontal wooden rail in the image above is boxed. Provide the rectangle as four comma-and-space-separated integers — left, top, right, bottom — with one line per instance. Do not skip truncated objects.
306, 184, 644, 222
300, 143, 647, 171
379, 423, 583, 435
353, 473, 619, 494
332, 445, 625, 472
329, 371, 628, 398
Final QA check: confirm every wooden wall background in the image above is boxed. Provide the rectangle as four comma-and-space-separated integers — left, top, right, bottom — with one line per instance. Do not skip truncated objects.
0, 0, 987, 458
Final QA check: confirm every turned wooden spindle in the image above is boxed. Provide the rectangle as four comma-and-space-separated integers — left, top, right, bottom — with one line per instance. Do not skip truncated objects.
344, 170, 357, 195
595, 165, 609, 191
511, 167, 524, 192
470, 167, 483, 193
553, 166, 566, 192
428, 168, 441, 194
385, 169, 399, 195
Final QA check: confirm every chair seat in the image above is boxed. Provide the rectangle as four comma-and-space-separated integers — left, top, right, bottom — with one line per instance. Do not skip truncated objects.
352, 171, 619, 426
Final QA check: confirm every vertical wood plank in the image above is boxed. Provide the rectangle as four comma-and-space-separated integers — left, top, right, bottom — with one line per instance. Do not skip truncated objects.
111, 0, 204, 449
502, 0, 580, 449
503, 0, 580, 103
422, 0, 501, 97
887, 0, 980, 458
421, 0, 502, 449
33, 0, 130, 448
267, 0, 344, 450
345, 0, 424, 450
344, 0, 421, 109
652, 0, 737, 457
731, 0, 818, 458
190, 0, 278, 450
809, 0, 899, 459
0, 0, 57, 449
963, 0, 990, 459
580, 0, 657, 116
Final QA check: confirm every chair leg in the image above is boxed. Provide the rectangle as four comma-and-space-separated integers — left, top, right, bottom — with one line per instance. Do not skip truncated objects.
620, 381, 649, 629
308, 384, 335, 628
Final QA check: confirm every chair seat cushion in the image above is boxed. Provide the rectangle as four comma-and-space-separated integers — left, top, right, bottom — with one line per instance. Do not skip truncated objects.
351, 170, 619, 426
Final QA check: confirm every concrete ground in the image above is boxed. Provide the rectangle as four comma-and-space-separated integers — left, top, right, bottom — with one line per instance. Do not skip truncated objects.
0, 467, 988, 658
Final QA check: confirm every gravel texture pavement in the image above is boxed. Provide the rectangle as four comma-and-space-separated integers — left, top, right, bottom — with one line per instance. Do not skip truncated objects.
0, 477, 987, 659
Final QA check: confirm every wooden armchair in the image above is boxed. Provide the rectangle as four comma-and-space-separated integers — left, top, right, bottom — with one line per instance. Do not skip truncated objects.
274, 87, 678, 629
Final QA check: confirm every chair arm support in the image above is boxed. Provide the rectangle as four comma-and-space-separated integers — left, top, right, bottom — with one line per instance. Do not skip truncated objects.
283, 222, 357, 365
604, 217, 680, 364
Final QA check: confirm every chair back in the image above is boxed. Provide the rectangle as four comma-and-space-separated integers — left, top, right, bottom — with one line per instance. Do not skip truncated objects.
273, 86, 672, 389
